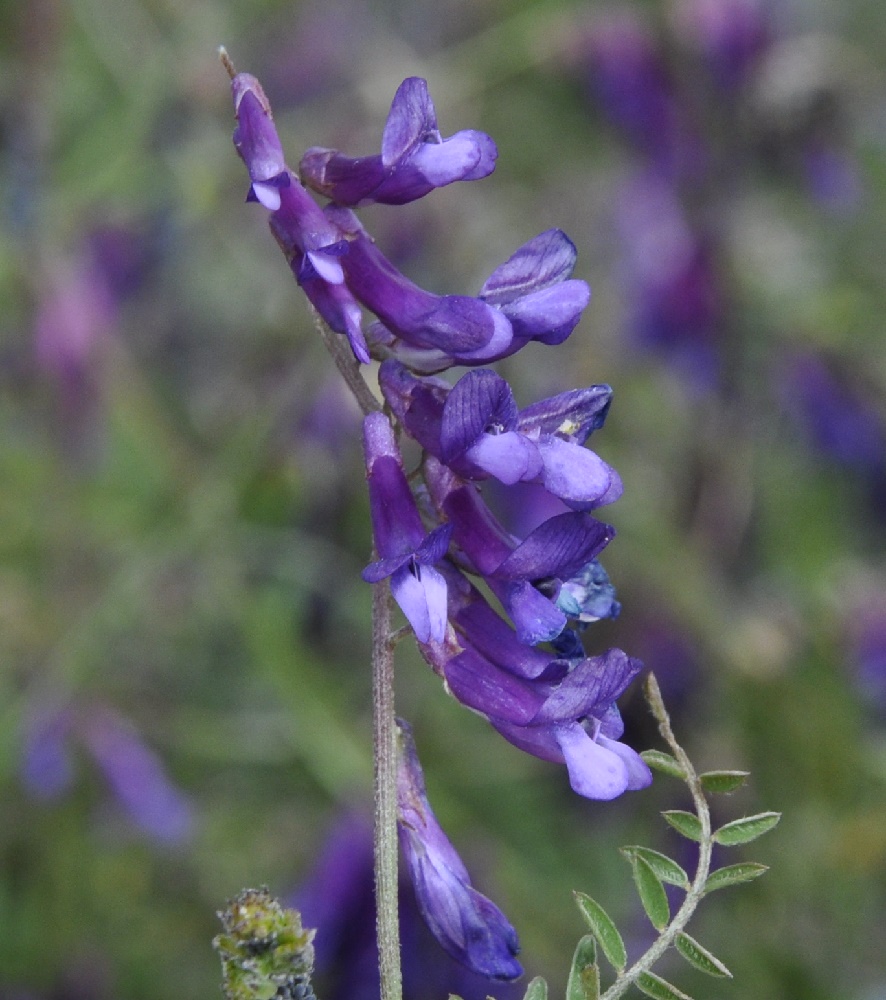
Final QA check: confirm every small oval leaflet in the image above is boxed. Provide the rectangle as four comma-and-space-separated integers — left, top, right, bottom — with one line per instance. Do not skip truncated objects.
573, 891, 627, 971
640, 749, 686, 779
675, 931, 732, 978
661, 809, 703, 842
712, 811, 781, 846
631, 855, 670, 930
636, 971, 695, 1000
620, 846, 690, 889
699, 769, 750, 794
567, 935, 601, 1000
521, 976, 549, 1000
703, 862, 769, 893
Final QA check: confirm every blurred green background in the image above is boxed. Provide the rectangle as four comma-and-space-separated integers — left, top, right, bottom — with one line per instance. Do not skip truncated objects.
2, 0, 885, 997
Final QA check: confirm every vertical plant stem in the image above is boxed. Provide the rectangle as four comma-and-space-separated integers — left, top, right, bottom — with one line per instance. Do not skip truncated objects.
310, 310, 398, 994
372, 579, 402, 1000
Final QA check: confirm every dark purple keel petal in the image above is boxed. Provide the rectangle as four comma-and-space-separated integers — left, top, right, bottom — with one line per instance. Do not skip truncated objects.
495, 512, 615, 582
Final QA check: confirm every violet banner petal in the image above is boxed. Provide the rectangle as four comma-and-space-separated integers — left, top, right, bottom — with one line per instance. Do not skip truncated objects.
517, 384, 613, 442
439, 369, 517, 463
480, 229, 579, 305
382, 77, 438, 166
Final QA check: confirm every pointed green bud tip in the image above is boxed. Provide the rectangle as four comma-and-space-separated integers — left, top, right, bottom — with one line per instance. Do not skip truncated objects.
213, 887, 316, 1000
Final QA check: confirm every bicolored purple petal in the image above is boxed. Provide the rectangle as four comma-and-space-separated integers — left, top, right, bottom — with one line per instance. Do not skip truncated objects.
362, 413, 451, 642
231, 73, 288, 209
397, 722, 522, 980
480, 229, 580, 304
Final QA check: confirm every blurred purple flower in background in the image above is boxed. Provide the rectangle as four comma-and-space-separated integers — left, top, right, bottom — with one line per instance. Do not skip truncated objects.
672, 0, 770, 92
579, 9, 703, 179
778, 350, 886, 510
615, 172, 724, 386
848, 604, 886, 719
20, 701, 195, 846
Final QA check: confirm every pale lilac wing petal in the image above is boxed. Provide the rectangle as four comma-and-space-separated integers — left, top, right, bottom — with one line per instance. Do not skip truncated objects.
598, 735, 654, 790
391, 563, 448, 643
465, 432, 544, 485
554, 723, 630, 800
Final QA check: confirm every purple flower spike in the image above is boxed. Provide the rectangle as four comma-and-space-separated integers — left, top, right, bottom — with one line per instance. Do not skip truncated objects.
300, 77, 497, 207
362, 413, 451, 642
397, 721, 523, 980
231, 73, 290, 210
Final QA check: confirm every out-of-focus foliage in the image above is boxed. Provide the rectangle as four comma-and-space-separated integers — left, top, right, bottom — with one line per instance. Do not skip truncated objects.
0, 0, 884, 998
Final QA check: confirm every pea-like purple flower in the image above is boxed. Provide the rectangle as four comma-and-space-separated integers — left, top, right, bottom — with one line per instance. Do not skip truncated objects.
385, 363, 622, 509
397, 721, 523, 980
359, 227, 591, 372
415, 568, 651, 800
361, 412, 452, 643
300, 76, 498, 207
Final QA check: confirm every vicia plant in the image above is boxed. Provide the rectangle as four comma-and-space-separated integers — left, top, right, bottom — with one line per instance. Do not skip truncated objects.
215, 50, 779, 1000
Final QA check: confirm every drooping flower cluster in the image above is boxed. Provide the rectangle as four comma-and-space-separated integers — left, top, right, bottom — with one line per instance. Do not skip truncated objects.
229, 61, 650, 981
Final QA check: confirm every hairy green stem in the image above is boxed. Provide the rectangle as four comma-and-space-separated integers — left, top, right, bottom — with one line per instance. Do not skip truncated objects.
312, 309, 381, 416
311, 311, 400, 998
601, 673, 713, 1000
372, 580, 402, 1000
